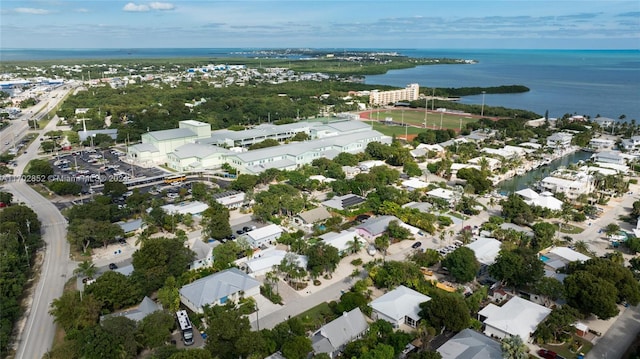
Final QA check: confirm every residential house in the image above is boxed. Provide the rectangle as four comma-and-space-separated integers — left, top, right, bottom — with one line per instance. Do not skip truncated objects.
294, 207, 332, 232
478, 296, 551, 340
515, 188, 564, 211
402, 201, 433, 214
356, 215, 400, 241
242, 224, 283, 248
320, 230, 363, 254
591, 151, 625, 165
116, 218, 144, 235
100, 296, 162, 323
436, 329, 503, 359
588, 138, 615, 151
594, 117, 615, 128
161, 201, 209, 215
321, 194, 366, 211
242, 249, 307, 277
190, 239, 218, 270
370, 285, 431, 328
465, 237, 501, 266
402, 178, 429, 191
311, 308, 369, 358
539, 246, 590, 273
426, 188, 456, 202
546, 133, 573, 150
539, 175, 591, 200
467, 157, 501, 172
621, 136, 640, 151
212, 190, 247, 209
179, 268, 261, 313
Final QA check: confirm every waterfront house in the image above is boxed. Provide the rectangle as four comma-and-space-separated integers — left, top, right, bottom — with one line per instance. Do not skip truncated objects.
588, 137, 615, 151
591, 151, 625, 165
546, 133, 573, 150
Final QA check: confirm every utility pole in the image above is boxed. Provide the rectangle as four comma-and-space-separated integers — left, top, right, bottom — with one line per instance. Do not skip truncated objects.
423, 97, 428, 128
481, 91, 486, 117
440, 112, 444, 130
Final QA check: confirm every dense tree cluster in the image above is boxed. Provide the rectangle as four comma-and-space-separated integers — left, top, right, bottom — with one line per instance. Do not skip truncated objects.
0, 205, 42, 357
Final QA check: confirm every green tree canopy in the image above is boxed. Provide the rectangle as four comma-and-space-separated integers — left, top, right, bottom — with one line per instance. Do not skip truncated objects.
442, 247, 479, 283
132, 237, 195, 294
419, 292, 470, 332
488, 247, 544, 289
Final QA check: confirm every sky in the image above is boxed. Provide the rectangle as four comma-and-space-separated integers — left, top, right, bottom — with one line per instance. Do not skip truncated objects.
1, 1, 639, 49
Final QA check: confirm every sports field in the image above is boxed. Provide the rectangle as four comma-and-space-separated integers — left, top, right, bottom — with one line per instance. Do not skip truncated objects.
361, 108, 480, 132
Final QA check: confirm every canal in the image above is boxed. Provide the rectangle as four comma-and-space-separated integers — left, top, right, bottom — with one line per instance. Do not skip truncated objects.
497, 150, 593, 195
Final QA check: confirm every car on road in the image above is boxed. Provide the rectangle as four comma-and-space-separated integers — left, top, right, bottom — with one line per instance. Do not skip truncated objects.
411, 242, 422, 249
108, 263, 118, 270
243, 226, 252, 232
236, 229, 245, 235
537, 349, 563, 359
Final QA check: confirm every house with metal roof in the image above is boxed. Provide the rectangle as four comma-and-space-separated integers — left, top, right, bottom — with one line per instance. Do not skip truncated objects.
320, 230, 363, 254
321, 194, 366, 211
242, 249, 307, 277
116, 218, 144, 234
465, 237, 501, 266
100, 296, 162, 323
436, 329, 502, 359
179, 268, 261, 313
370, 285, 431, 328
311, 308, 369, 358
478, 296, 551, 340
242, 224, 283, 248
356, 215, 416, 241
212, 190, 247, 209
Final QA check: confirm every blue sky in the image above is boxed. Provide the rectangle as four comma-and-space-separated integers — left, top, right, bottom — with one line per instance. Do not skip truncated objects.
1, 1, 639, 49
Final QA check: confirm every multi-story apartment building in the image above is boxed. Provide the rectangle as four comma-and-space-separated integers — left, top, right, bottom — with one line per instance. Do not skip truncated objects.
369, 83, 419, 106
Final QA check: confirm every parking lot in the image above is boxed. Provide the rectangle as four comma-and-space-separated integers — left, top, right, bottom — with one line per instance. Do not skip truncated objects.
49, 147, 167, 193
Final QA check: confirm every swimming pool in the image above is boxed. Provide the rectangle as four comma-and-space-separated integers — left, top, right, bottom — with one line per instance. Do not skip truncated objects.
540, 255, 550, 262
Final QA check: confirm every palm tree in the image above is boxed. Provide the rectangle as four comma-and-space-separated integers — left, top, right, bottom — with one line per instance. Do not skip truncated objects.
572, 240, 591, 256
74, 260, 97, 279
265, 270, 279, 295
501, 335, 529, 359
374, 234, 390, 260
604, 223, 621, 239
346, 236, 362, 255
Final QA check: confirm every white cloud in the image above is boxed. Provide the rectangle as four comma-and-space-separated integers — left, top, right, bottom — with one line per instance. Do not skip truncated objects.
149, 2, 175, 11
15, 7, 51, 15
75, 8, 90, 13
123, 3, 150, 12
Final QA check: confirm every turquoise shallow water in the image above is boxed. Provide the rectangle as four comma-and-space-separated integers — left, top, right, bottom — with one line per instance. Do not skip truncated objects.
365, 49, 640, 121
2, 48, 638, 120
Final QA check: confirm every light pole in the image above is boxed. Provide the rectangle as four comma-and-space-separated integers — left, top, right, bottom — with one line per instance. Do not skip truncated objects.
481, 91, 486, 117
423, 97, 428, 128
440, 112, 444, 130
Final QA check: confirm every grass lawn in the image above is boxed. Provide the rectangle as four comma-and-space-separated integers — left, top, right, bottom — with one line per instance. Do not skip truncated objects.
294, 302, 337, 332
370, 122, 425, 138
541, 335, 593, 358
557, 223, 585, 234
365, 108, 479, 131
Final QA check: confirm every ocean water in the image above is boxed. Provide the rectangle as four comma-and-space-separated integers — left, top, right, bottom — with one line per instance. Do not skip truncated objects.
366, 49, 640, 120
2, 48, 638, 120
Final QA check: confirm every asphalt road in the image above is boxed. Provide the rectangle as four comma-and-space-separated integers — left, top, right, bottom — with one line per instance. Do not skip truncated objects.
587, 305, 640, 359
4, 91, 76, 358
6, 181, 72, 359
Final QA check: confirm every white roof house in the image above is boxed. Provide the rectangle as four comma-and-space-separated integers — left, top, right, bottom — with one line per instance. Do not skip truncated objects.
179, 268, 261, 313
516, 188, 564, 211
100, 296, 162, 323
402, 178, 430, 191
311, 308, 369, 358
212, 190, 246, 209
243, 224, 283, 248
320, 230, 363, 254
321, 194, 366, 210
426, 188, 456, 201
437, 329, 503, 359
465, 237, 501, 266
370, 285, 431, 328
356, 215, 418, 240
478, 296, 551, 340
161, 201, 209, 215
243, 249, 308, 277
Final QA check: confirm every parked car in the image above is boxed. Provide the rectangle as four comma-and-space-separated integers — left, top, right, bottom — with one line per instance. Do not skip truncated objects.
108, 263, 118, 270
537, 349, 558, 359
411, 241, 422, 249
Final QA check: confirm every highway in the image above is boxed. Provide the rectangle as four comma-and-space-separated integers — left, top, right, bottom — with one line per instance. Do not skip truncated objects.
1, 85, 76, 359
